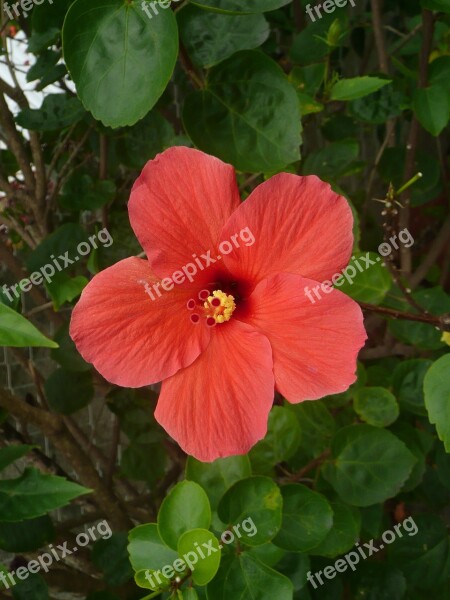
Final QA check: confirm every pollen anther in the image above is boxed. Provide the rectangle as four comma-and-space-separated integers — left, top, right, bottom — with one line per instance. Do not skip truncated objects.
204, 290, 236, 324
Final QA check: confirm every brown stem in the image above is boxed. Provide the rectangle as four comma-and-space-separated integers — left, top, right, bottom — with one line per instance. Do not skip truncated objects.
286, 450, 331, 482
359, 302, 450, 331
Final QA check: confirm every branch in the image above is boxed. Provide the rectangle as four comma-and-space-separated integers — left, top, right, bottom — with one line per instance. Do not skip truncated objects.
0, 387, 132, 529
359, 302, 450, 331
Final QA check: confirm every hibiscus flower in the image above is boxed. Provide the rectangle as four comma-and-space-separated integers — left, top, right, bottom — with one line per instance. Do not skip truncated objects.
70, 147, 367, 462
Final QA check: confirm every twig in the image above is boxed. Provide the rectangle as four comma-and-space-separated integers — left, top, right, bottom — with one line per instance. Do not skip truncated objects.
359, 302, 450, 331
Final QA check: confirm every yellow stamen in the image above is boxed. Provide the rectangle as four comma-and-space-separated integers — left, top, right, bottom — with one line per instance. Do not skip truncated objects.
204, 290, 236, 324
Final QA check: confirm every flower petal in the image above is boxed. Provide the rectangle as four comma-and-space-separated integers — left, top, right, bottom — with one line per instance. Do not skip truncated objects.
220, 173, 354, 284
128, 147, 241, 278
238, 272, 367, 401
155, 320, 274, 462
70, 257, 211, 387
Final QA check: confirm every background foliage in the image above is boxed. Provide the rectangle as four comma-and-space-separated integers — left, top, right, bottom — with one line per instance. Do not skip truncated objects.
0, 0, 450, 599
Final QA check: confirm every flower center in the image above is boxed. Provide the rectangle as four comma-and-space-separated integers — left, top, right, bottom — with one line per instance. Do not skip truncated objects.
204, 290, 236, 324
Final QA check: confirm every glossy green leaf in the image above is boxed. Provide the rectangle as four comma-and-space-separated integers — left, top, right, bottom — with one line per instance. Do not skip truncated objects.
354, 387, 399, 427
273, 484, 333, 552
392, 359, 432, 415
424, 354, 450, 452
158, 481, 211, 550
330, 77, 391, 101
128, 523, 178, 574
218, 477, 282, 545
179, 5, 269, 68
337, 252, 392, 305
183, 50, 301, 172
206, 553, 293, 600
177, 529, 221, 585
323, 425, 416, 506
0, 468, 90, 522
0, 304, 58, 348
63, 0, 178, 127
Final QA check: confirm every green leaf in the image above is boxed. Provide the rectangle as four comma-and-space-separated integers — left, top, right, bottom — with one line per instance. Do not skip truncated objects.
388, 287, 450, 350
350, 85, 407, 124
323, 425, 416, 506
59, 175, 116, 211
289, 400, 336, 461
158, 481, 211, 550
424, 354, 450, 452
186, 455, 251, 509
47, 274, 88, 310
273, 484, 333, 552
354, 387, 399, 427
128, 523, 178, 573
392, 359, 433, 415
301, 140, 359, 180
26, 223, 87, 273
0, 304, 58, 348
353, 564, 407, 600
190, 0, 291, 14
387, 514, 448, 590
0, 516, 54, 553
177, 529, 221, 586
330, 77, 391, 101
0, 445, 34, 472
249, 406, 301, 474
0, 468, 91, 521
51, 322, 90, 372
183, 50, 301, 173
62, 0, 178, 127
178, 5, 269, 68
218, 477, 282, 546
16, 94, 85, 131
119, 111, 175, 170
207, 553, 293, 599
413, 85, 450, 136
92, 533, 133, 587
45, 368, 94, 415
337, 252, 392, 305
310, 502, 361, 558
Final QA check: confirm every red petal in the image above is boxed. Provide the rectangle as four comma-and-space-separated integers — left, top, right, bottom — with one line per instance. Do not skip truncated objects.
220, 173, 354, 285
70, 257, 211, 387
155, 320, 274, 461
238, 272, 367, 401
128, 147, 241, 279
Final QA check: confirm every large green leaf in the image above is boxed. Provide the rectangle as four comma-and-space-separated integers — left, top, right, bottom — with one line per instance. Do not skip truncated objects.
157, 481, 211, 550
273, 484, 333, 552
323, 425, 416, 506
218, 477, 282, 546
177, 529, 221, 586
190, 0, 291, 14
178, 5, 269, 68
338, 252, 392, 305
424, 354, 450, 452
0, 304, 58, 348
183, 50, 301, 172
0, 468, 90, 521
62, 0, 178, 127
354, 387, 399, 427
128, 523, 178, 573
206, 553, 293, 599
0, 516, 55, 553
310, 502, 361, 558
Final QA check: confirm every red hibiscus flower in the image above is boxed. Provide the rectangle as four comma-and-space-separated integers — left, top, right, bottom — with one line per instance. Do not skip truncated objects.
70, 147, 367, 462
